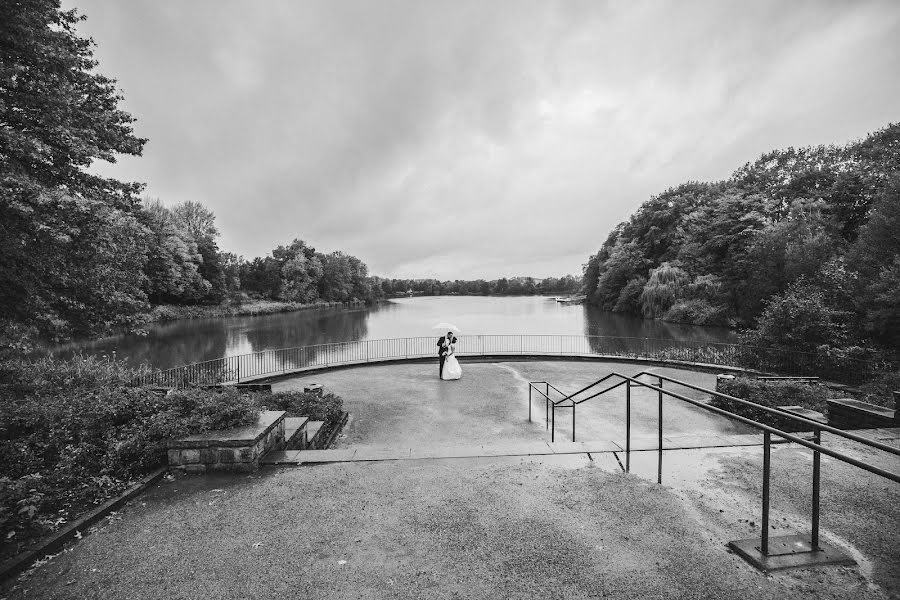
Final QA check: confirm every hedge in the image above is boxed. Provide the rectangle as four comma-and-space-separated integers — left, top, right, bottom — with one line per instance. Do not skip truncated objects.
711, 377, 840, 431
0, 356, 260, 561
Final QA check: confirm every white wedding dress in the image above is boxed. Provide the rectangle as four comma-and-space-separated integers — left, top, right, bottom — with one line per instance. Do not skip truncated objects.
442, 346, 462, 380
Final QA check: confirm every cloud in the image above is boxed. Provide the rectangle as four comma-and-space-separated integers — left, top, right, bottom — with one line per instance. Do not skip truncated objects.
71, 0, 900, 279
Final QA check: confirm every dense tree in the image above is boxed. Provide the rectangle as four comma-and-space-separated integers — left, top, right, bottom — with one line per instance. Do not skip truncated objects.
582, 121, 900, 359
273, 240, 322, 303
169, 200, 226, 303
1, 0, 148, 342
139, 199, 209, 304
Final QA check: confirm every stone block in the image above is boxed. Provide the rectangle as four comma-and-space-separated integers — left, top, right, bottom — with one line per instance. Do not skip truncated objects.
239, 447, 254, 462
167, 449, 182, 466
218, 448, 237, 463
180, 449, 201, 464
200, 448, 218, 463
183, 464, 206, 475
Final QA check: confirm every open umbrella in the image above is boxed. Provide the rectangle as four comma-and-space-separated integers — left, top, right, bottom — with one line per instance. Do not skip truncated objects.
431, 322, 461, 333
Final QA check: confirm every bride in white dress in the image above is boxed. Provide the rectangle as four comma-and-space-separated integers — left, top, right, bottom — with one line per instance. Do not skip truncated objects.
441, 336, 462, 380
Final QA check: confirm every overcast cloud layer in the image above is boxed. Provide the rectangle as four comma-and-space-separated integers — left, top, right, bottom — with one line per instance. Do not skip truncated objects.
69, 0, 900, 279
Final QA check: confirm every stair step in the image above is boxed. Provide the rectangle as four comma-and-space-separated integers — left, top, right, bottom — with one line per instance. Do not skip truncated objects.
283, 417, 309, 450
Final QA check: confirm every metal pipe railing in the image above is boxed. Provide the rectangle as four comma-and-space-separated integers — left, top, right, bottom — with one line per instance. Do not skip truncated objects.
135, 335, 889, 388
527, 368, 900, 563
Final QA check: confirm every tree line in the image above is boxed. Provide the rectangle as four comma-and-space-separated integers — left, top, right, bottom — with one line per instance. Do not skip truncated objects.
582, 122, 900, 359
139, 198, 376, 307
374, 275, 580, 297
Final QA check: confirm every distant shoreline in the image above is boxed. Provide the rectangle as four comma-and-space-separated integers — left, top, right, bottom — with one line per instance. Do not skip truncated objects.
147, 299, 368, 323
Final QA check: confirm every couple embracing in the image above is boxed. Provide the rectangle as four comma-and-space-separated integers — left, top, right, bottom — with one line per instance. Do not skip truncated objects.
436, 331, 462, 380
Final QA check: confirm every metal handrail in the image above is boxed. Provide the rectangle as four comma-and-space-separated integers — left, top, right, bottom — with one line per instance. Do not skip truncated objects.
136, 334, 889, 387
530, 369, 900, 562
646, 372, 900, 458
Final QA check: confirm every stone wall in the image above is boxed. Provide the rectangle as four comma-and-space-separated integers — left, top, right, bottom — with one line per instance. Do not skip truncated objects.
168, 411, 285, 473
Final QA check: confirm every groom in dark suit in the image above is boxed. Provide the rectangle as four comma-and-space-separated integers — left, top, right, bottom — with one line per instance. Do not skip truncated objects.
437, 330, 452, 378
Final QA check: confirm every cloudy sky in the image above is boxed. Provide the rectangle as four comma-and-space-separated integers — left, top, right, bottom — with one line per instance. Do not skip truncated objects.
68, 0, 900, 280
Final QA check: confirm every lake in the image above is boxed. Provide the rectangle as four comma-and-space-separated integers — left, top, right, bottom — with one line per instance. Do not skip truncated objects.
55, 296, 738, 370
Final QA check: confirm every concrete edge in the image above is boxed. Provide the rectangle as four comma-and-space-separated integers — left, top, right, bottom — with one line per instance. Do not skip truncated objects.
0, 467, 167, 583
248, 354, 757, 386
320, 411, 349, 450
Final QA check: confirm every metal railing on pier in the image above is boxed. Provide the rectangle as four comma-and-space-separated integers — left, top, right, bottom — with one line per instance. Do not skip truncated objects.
135, 334, 883, 388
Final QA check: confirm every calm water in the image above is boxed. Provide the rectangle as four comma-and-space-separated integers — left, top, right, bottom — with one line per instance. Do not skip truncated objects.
55, 296, 737, 370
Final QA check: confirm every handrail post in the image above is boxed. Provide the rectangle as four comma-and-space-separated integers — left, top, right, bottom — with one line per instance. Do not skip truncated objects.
761, 430, 771, 555
545, 396, 549, 430
528, 385, 532, 422
626, 380, 631, 471
572, 403, 576, 442
551, 402, 556, 442
658, 377, 663, 450
658, 376, 664, 484
237, 357, 241, 383
812, 428, 821, 550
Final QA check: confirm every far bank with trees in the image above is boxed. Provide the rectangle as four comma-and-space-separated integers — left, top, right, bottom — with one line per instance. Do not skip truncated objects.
582, 122, 900, 369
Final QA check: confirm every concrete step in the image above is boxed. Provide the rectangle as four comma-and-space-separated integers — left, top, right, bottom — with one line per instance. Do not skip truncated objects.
305, 421, 325, 448
283, 417, 309, 450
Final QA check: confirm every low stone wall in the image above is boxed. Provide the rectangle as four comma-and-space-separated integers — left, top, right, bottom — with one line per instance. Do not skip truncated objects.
826, 399, 897, 429
168, 411, 285, 473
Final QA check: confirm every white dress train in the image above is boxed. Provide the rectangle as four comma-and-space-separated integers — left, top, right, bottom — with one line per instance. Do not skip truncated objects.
442, 350, 462, 380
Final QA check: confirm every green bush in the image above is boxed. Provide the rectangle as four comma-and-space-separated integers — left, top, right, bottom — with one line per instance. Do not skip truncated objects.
711, 377, 838, 431
856, 370, 900, 409
259, 391, 345, 444
663, 298, 730, 327
0, 355, 260, 557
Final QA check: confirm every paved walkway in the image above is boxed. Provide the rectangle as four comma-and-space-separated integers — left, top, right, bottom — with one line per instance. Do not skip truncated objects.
272, 360, 757, 448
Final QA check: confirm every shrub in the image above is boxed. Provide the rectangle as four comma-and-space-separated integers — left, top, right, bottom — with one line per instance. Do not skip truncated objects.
663, 298, 730, 327
711, 377, 840, 431
856, 370, 900, 409
0, 355, 259, 558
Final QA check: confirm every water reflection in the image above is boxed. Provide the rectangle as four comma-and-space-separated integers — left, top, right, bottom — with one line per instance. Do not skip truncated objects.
54, 296, 737, 370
